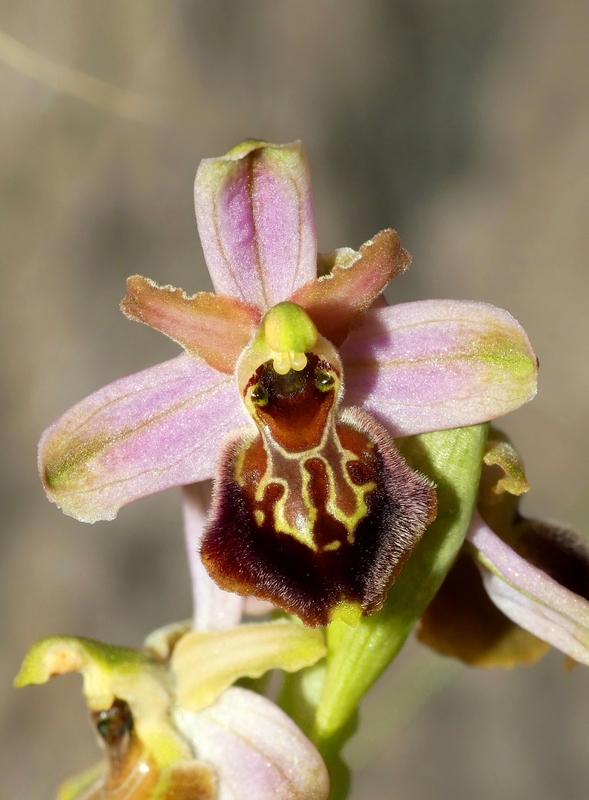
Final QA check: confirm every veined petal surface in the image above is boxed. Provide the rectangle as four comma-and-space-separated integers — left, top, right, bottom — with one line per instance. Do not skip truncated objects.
194, 140, 316, 310
39, 355, 248, 522
340, 300, 537, 436
469, 514, 589, 665
174, 687, 329, 800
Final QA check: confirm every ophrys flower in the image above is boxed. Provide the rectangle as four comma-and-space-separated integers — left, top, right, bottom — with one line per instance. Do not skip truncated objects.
14, 618, 328, 800
39, 140, 538, 626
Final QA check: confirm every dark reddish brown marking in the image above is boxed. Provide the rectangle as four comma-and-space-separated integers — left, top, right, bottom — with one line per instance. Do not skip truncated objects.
246, 355, 336, 452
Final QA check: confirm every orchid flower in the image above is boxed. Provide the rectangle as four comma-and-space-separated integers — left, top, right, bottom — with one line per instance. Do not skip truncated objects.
418, 428, 589, 668
14, 532, 329, 800
38, 139, 538, 627
16, 454, 330, 800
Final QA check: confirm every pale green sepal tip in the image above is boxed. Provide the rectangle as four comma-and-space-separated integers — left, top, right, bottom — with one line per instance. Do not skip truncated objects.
263, 302, 318, 354
312, 424, 489, 747
14, 635, 149, 688
224, 138, 269, 159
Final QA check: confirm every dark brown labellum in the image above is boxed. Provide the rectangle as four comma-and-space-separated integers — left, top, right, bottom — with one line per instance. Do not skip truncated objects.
201, 355, 436, 626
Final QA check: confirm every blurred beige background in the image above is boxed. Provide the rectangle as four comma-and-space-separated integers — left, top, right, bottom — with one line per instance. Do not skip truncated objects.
1, 2, 589, 798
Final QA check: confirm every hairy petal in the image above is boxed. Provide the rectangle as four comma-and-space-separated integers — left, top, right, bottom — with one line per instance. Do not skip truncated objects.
341, 300, 538, 436
39, 355, 247, 522
183, 482, 247, 632
469, 513, 589, 665
195, 140, 316, 311
201, 406, 436, 627
174, 687, 329, 800
292, 230, 410, 346
121, 276, 260, 374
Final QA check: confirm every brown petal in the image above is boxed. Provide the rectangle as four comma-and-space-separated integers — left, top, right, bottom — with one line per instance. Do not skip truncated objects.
121, 276, 261, 374
291, 229, 410, 346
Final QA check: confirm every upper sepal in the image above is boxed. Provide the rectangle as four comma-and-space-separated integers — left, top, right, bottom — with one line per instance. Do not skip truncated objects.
194, 140, 317, 311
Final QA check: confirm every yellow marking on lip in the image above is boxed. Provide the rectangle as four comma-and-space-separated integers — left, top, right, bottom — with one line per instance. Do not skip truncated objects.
255, 471, 318, 551
254, 447, 375, 551
322, 451, 376, 542
238, 348, 377, 553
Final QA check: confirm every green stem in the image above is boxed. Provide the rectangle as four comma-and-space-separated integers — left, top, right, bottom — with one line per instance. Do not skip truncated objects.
312, 424, 488, 794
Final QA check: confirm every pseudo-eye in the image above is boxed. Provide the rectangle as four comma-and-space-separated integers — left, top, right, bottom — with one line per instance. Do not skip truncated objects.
201, 302, 437, 627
